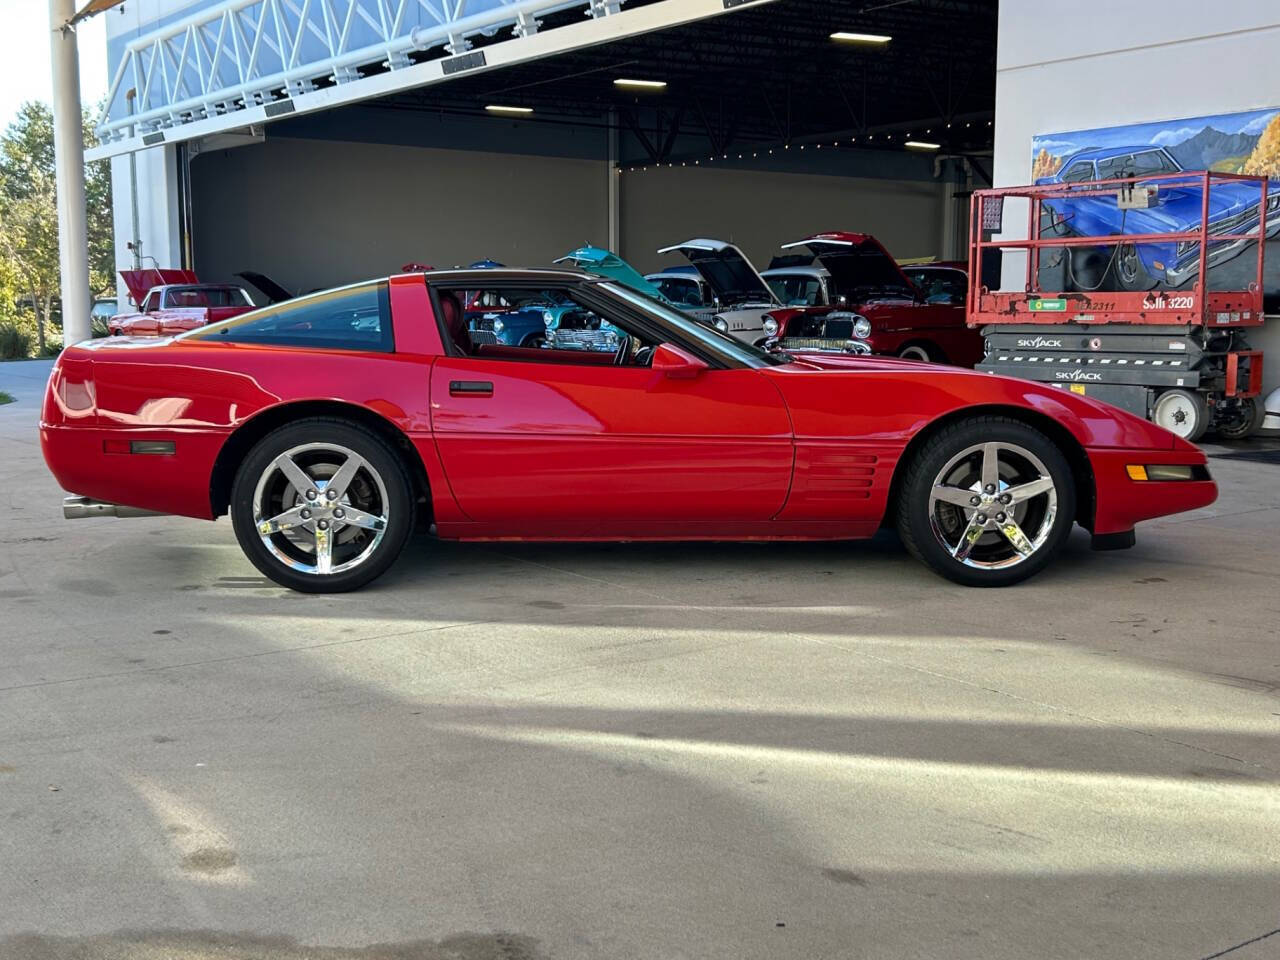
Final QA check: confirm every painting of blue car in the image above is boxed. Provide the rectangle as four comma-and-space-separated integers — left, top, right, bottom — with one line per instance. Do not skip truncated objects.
1036, 145, 1279, 290
1032, 108, 1280, 293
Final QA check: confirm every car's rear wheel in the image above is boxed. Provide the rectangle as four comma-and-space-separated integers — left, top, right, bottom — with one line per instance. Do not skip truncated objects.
230, 418, 415, 593
1213, 396, 1264, 441
897, 418, 1076, 587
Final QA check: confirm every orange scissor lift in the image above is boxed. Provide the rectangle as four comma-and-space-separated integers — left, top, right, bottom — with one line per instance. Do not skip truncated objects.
966, 170, 1270, 441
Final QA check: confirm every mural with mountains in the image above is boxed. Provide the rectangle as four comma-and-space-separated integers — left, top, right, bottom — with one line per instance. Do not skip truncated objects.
1032, 107, 1280, 181
1030, 108, 1280, 305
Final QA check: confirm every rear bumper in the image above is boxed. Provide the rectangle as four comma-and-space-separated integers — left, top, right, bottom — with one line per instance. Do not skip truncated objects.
1087, 447, 1217, 535
41, 424, 226, 520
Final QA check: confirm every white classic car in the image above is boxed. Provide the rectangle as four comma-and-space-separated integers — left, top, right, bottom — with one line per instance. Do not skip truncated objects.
656, 238, 782, 343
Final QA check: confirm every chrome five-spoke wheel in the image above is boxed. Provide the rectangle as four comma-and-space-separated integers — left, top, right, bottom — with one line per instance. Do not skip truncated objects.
897, 417, 1076, 586
928, 441, 1057, 569
231, 419, 415, 592
253, 443, 389, 576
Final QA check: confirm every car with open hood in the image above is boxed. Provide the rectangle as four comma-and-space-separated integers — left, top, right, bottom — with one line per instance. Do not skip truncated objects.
108, 270, 291, 336
763, 233, 983, 366
645, 266, 713, 312
547, 246, 671, 351
657, 238, 781, 342
44, 267, 1216, 594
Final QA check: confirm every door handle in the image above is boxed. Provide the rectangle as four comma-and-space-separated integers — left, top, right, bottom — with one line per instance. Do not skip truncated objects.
449, 380, 494, 397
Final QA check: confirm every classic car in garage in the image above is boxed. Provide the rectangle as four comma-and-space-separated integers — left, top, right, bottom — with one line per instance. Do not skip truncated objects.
547, 245, 670, 350
657, 238, 781, 342
1036, 144, 1280, 290
762, 263, 835, 307
764, 233, 984, 366
645, 266, 712, 312
43, 268, 1216, 594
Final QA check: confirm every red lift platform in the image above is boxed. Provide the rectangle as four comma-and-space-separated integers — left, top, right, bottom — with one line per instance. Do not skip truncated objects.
966, 170, 1270, 441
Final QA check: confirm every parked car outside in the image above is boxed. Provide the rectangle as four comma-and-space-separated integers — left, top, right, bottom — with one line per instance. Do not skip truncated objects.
108, 276, 258, 336
43, 266, 1219, 593
764, 233, 983, 366
89, 298, 118, 337
106, 270, 294, 337
1036, 144, 1280, 290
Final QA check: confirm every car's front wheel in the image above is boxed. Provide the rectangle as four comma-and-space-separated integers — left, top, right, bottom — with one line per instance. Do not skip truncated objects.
897, 417, 1076, 586
230, 418, 415, 593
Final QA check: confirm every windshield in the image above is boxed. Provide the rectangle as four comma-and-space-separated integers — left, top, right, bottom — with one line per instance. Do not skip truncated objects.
599, 283, 792, 367
652, 276, 705, 307
766, 274, 822, 306
167, 286, 253, 308
1097, 150, 1179, 179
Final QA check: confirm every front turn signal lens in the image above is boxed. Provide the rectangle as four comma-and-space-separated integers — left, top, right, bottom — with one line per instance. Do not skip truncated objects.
1127, 464, 1199, 481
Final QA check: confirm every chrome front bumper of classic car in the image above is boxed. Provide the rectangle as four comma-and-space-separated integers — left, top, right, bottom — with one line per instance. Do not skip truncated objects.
546, 329, 619, 352
771, 337, 872, 355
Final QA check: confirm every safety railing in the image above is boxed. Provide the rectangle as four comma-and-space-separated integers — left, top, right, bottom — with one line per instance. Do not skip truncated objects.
967, 170, 1273, 327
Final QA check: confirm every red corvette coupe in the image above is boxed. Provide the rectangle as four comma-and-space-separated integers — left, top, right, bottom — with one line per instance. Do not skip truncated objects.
41, 268, 1216, 593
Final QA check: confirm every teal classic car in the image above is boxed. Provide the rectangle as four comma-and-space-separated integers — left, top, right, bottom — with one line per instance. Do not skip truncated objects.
546, 246, 672, 351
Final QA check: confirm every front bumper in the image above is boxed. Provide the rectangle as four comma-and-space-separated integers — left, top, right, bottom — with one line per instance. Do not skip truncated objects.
1087, 447, 1217, 535
773, 337, 871, 355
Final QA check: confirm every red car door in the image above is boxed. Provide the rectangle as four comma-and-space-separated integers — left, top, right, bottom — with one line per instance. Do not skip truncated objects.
429, 354, 794, 525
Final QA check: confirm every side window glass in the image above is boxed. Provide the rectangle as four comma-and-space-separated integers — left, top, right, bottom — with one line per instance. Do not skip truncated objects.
435, 286, 659, 366
1061, 162, 1095, 183
141, 292, 158, 312
186, 282, 392, 351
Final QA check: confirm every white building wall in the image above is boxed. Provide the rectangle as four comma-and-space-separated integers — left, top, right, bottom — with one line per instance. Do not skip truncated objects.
109, 147, 183, 303
994, 0, 1280, 393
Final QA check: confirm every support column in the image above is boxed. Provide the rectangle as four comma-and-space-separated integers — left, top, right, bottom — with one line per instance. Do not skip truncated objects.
607, 108, 620, 254
49, 0, 91, 347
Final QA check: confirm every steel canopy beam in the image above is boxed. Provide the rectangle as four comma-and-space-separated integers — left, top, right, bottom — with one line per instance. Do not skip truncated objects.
88, 0, 779, 162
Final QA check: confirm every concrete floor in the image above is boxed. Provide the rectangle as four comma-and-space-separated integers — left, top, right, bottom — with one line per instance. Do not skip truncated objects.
2, 357, 1280, 960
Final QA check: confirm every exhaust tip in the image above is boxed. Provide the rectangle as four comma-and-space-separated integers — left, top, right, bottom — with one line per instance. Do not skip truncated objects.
63, 495, 164, 520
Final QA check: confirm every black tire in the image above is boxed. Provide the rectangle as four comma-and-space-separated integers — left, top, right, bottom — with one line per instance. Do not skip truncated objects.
230, 418, 415, 593
897, 342, 944, 363
896, 417, 1077, 587
1215, 397, 1265, 441
521, 332, 547, 349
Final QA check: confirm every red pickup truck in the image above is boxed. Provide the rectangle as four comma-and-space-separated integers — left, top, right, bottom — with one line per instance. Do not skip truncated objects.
764, 233, 983, 367
107, 270, 285, 336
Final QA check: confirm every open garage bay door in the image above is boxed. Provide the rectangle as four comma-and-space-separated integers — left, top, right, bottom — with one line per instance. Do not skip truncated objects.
87, 0, 778, 161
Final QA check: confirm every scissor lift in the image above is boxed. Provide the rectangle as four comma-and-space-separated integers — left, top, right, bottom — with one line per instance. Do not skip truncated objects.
966, 170, 1269, 441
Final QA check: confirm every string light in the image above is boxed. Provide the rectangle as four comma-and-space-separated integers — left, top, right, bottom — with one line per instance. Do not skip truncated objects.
613, 117, 993, 173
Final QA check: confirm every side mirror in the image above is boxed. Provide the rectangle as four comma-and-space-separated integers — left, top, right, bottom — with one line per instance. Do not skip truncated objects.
651, 343, 709, 380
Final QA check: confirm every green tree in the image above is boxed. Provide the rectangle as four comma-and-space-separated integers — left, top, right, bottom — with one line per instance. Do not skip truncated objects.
0, 100, 114, 356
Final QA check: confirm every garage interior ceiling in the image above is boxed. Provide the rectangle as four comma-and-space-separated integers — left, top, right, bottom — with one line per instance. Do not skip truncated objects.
369, 0, 997, 169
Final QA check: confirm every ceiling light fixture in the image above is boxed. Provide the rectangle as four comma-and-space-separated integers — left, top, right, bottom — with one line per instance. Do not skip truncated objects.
614, 78, 668, 90
830, 31, 891, 44
485, 104, 533, 115
904, 140, 941, 151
